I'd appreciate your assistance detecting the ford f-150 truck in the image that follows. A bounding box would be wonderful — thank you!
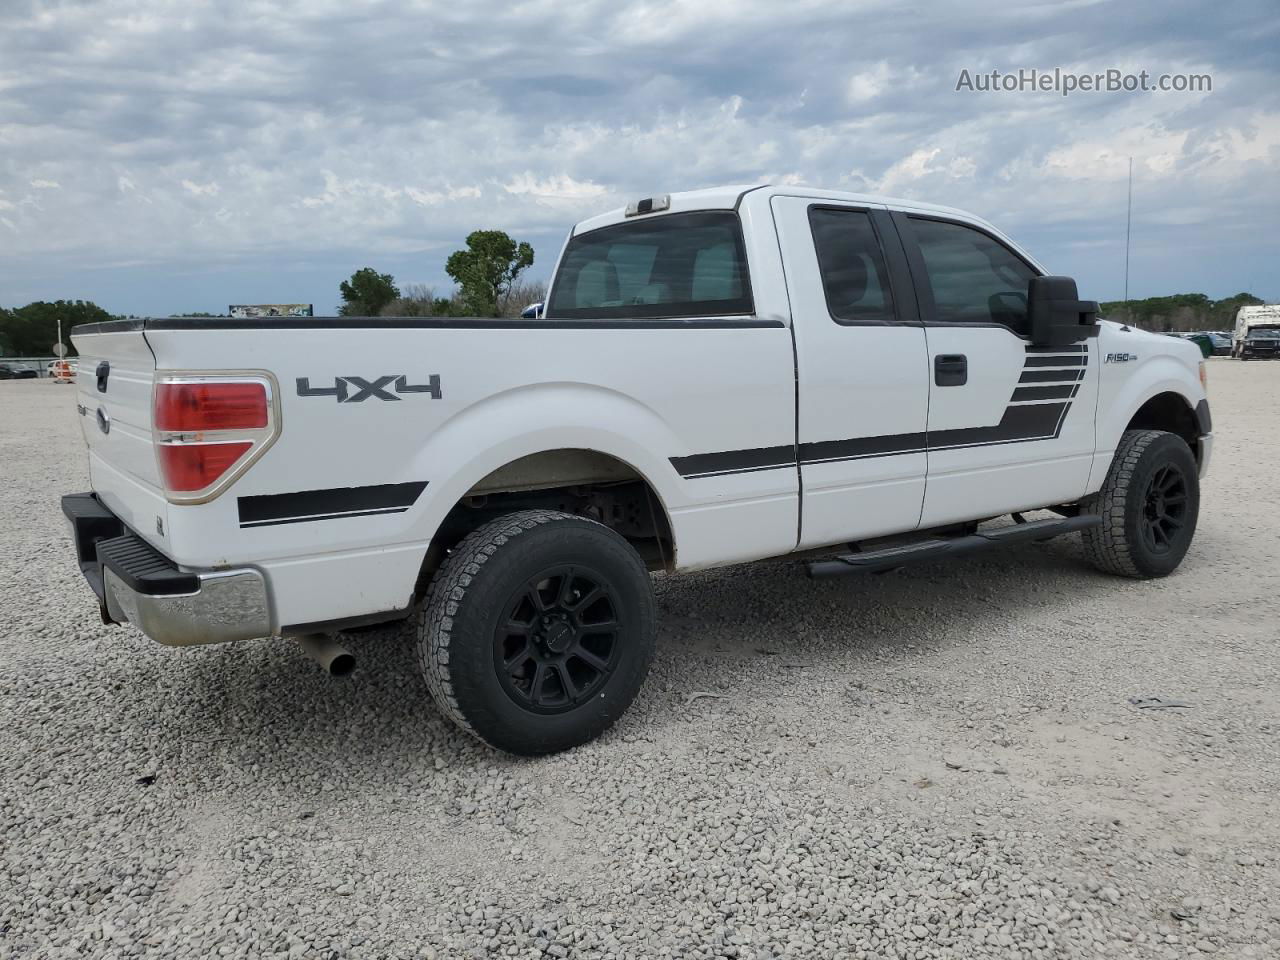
[63,184,1212,755]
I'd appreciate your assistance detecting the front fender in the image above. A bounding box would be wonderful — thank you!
[1096,355,1206,456]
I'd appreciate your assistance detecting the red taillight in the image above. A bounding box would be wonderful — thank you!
[155,382,268,431]
[158,441,253,491]
[152,374,278,502]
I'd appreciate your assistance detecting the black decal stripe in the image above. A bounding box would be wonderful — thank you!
[238,481,427,527]
[1011,384,1077,402]
[1019,368,1085,384]
[241,507,412,528]
[669,445,796,479]
[1024,355,1086,367]
[675,405,1072,476]
[929,403,1069,449]
[675,347,1091,477]
[799,433,926,463]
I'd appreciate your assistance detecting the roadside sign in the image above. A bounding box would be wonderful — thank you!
[52,342,68,357]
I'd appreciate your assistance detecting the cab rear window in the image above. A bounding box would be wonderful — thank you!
[547,211,753,319]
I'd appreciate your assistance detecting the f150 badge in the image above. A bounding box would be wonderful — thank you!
[296,374,442,403]
[1105,352,1138,363]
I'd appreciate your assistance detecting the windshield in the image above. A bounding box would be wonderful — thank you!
[547,211,753,320]
[1247,328,1280,339]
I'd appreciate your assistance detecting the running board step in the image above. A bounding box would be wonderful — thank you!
[807,515,1101,579]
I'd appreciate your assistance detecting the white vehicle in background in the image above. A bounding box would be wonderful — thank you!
[1232,304,1280,359]
[63,184,1212,755]
[49,358,78,382]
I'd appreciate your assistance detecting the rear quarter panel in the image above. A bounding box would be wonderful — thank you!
[143,322,799,628]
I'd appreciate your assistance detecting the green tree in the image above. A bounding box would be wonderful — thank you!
[445,230,534,317]
[0,300,116,356]
[338,268,400,316]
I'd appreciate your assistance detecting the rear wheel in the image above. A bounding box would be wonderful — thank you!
[416,510,655,755]
[1082,429,1199,578]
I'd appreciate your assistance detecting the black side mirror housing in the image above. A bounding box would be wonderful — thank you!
[1028,275,1099,346]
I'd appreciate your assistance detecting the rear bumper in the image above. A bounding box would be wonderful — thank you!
[61,492,271,646]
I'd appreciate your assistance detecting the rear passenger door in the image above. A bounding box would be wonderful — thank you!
[894,213,1098,526]
[771,197,931,549]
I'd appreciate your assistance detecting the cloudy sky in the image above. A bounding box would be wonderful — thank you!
[1,0,1277,316]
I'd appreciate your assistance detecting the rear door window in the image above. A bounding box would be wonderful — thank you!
[547,211,753,319]
[808,207,897,324]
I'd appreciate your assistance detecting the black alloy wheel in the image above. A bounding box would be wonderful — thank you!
[416,510,656,755]
[1141,463,1189,556]
[494,565,620,713]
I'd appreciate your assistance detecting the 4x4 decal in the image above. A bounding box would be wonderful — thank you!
[296,374,442,403]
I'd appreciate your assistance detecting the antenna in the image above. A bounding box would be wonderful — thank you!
[1124,157,1133,306]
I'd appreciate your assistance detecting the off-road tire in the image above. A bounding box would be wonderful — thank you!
[1081,429,1199,579]
[416,510,656,755]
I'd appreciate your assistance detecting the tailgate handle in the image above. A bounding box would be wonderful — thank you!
[95,361,110,393]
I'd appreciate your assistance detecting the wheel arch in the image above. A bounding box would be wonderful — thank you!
[1097,360,1205,462]
[410,447,677,604]
[400,382,687,598]
[1124,391,1201,457]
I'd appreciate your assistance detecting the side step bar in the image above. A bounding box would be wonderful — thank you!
[807,515,1101,579]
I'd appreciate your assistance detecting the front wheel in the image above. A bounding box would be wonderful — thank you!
[416,510,656,755]
[1081,429,1200,578]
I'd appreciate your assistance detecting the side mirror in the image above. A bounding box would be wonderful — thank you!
[1028,276,1099,346]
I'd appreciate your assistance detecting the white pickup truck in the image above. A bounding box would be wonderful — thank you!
[64,184,1213,755]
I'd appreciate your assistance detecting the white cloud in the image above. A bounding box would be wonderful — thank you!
[29,179,60,189]
[848,62,892,104]
[405,185,483,206]
[181,179,220,196]
[503,174,610,205]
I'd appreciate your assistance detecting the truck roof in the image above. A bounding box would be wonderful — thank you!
[571,183,1003,238]
[1236,304,1280,322]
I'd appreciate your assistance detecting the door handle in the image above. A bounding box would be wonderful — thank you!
[934,354,967,387]
[96,361,110,393]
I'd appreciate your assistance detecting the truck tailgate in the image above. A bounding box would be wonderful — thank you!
[70,324,168,546]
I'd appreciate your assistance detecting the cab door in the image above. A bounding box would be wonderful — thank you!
[771,196,931,549]
[892,213,1098,526]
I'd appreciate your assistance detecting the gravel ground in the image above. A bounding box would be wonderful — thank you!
[2,360,1279,959]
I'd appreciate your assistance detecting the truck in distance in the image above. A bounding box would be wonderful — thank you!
[1232,304,1280,359]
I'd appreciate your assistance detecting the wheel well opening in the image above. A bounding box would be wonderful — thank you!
[1126,393,1199,457]
[412,450,676,600]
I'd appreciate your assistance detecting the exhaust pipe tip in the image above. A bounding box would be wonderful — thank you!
[326,650,356,677]
[298,634,356,677]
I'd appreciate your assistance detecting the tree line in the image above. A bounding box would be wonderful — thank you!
[0,229,543,357]
[0,300,115,357]
[1098,292,1264,332]
[2,235,1269,360]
